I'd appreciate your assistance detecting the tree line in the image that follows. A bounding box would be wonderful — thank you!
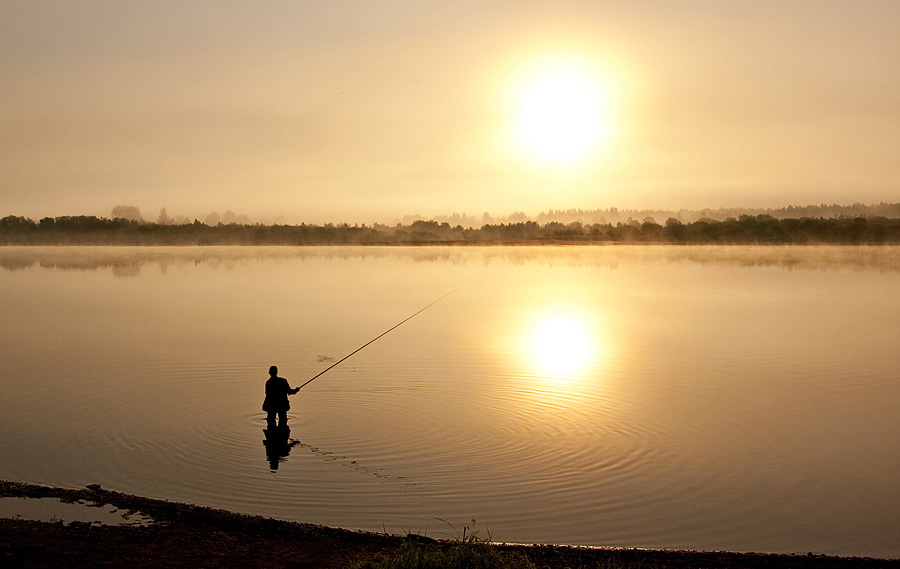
[531,202,900,225]
[2,214,900,245]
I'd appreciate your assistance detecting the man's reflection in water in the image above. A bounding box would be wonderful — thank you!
[263,425,300,471]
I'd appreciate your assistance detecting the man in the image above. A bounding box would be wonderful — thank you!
[262,365,300,429]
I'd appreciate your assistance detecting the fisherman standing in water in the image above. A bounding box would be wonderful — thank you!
[263,365,300,430]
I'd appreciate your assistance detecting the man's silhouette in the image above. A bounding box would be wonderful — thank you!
[262,365,299,429]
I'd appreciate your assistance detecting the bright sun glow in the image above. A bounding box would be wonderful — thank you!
[531,315,593,376]
[514,62,610,165]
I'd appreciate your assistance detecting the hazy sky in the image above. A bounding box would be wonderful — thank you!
[3,1,899,223]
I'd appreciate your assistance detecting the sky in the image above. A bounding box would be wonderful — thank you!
[2,0,899,224]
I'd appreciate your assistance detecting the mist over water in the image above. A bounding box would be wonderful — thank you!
[1,245,898,558]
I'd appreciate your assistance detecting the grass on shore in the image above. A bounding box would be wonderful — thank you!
[355,520,532,569]
[360,536,532,569]
[354,520,628,569]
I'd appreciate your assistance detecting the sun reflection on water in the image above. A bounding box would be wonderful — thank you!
[500,307,616,429]
[531,314,593,376]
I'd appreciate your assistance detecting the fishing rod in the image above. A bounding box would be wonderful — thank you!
[295,289,457,391]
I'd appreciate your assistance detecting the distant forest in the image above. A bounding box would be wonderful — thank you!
[3,208,900,245]
[434,201,900,227]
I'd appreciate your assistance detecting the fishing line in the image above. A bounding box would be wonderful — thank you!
[296,289,457,391]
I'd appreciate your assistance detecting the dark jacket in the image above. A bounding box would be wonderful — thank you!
[262,376,296,412]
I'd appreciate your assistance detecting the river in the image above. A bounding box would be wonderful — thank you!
[1,245,898,558]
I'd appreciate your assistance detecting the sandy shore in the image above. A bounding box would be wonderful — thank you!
[1,481,897,569]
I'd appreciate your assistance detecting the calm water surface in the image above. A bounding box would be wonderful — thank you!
[1,245,898,558]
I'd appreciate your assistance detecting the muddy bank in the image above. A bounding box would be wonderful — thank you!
[1,481,896,569]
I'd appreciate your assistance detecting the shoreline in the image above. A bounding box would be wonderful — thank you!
[3,240,900,247]
[2,481,897,568]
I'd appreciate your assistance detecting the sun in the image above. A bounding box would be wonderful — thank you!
[513,61,610,165]
[531,314,593,376]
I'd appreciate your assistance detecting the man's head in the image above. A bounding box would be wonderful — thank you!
[269,365,278,376]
